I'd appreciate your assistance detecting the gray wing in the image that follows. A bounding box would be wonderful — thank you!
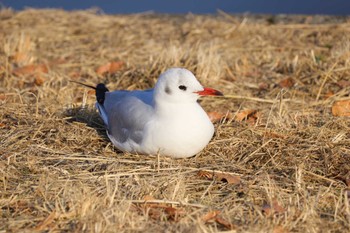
[97,89,154,145]
[107,96,153,144]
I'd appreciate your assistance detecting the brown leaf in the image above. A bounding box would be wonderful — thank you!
[34,75,46,86]
[264,131,286,139]
[87,89,96,96]
[11,52,31,64]
[197,170,241,185]
[246,111,261,125]
[259,82,269,90]
[13,64,48,76]
[337,80,350,88]
[109,61,124,73]
[140,196,185,221]
[0,65,5,73]
[147,207,162,220]
[0,94,6,101]
[96,61,124,75]
[207,111,232,123]
[207,111,225,123]
[0,123,6,128]
[202,210,221,222]
[272,200,286,214]
[262,199,285,216]
[235,109,259,122]
[197,170,214,179]
[262,203,273,216]
[215,173,241,185]
[143,195,156,201]
[324,91,334,99]
[164,207,186,221]
[278,77,294,88]
[12,64,48,86]
[215,216,235,230]
[48,57,68,66]
[10,36,34,65]
[273,225,289,233]
[332,100,350,117]
[69,71,82,79]
[202,211,234,230]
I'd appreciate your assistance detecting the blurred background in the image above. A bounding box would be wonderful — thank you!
[1,0,350,15]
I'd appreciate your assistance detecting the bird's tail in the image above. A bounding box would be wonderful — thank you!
[70,80,109,105]
[70,80,110,126]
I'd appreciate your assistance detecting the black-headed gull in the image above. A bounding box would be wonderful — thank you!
[77,68,223,158]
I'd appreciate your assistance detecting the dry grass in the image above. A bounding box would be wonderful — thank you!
[1,8,350,232]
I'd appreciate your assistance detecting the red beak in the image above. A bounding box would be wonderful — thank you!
[195,87,223,96]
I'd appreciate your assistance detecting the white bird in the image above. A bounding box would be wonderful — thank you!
[76,68,223,158]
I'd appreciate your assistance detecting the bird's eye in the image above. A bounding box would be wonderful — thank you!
[178,85,187,91]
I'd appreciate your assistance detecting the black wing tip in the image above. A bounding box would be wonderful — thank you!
[96,83,109,105]
[70,80,109,105]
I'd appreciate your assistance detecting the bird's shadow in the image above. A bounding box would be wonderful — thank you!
[63,105,109,140]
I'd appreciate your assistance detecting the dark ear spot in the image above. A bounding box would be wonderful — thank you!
[178,85,187,91]
[165,86,172,95]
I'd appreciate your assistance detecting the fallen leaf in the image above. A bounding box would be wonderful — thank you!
[215,173,241,185]
[337,80,350,88]
[87,89,96,96]
[0,123,6,128]
[262,199,286,216]
[215,216,235,230]
[108,61,124,73]
[34,75,45,86]
[202,210,220,222]
[272,200,285,214]
[11,52,31,64]
[11,35,34,65]
[262,204,273,216]
[273,225,289,233]
[235,109,258,122]
[278,77,294,88]
[138,196,186,221]
[259,82,269,90]
[197,170,214,179]
[207,111,232,123]
[164,207,186,221]
[246,111,261,125]
[0,94,6,101]
[96,61,124,75]
[146,207,162,220]
[48,57,68,66]
[69,71,81,79]
[264,131,286,139]
[0,65,5,73]
[332,100,350,117]
[13,64,49,86]
[202,210,234,230]
[197,170,241,185]
[324,91,334,99]
[13,64,48,76]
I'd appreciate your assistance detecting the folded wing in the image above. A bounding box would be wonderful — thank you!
[96,90,154,149]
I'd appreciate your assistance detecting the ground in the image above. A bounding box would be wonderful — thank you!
[1,8,350,232]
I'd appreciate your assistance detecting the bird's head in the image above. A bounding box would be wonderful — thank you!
[154,68,222,104]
